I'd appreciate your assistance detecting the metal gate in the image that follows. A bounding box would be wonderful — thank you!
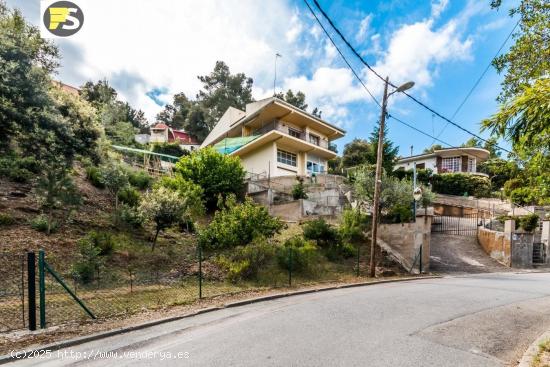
[0,252,27,332]
[431,213,480,236]
[533,243,546,265]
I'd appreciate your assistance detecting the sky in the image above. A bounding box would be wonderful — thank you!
[8,0,519,156]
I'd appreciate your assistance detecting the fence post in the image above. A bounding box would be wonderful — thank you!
[419,245,423,274]
[288,247,292,287]
[198,244,202,299]
[356,242,360,277]
[38,249,46,329]
[26,251,36,331]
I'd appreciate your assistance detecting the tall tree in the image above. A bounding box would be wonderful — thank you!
[275,89,308,110]
[196,61,254,122]
[342,139,371,168]
[368,123,399,174]
[490,0,550,104]
[156,92,193,130]
[0,2,59,151]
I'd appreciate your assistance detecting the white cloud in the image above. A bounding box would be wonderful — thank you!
[364,18,473,100]
[355,14,373,43]
[431,0,449,19]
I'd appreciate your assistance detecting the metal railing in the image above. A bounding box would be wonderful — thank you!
[251,120,329,149]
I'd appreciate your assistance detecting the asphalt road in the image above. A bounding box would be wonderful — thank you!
[9,273,550,367]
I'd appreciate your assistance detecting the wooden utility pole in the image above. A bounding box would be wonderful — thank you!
[369,76,389,278]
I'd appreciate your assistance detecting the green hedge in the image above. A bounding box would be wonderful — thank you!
[431,173,491,198]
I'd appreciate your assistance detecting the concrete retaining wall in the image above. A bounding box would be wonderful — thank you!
[377,214,432,273]
[477,227,511,266]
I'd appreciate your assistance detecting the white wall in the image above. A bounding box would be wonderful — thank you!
[394,157,437,172]
[239,142,276,176]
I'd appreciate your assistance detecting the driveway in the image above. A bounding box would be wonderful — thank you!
[430,233,511,274]
[8,273,550,366]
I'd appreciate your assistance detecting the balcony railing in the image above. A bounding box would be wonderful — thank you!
[251,120,329,149]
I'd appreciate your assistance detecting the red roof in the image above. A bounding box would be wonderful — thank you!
[152,123,169,130]
[172,130,199,144]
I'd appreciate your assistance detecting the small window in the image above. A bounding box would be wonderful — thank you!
[309,134,320,146]
[441,157,460,172]
[288,128,301,139]
[468,158,476,172]
[277,149,297,167]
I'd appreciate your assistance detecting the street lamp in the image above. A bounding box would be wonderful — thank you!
[369,78,415,278]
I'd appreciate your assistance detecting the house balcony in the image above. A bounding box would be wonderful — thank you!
[251,120,330,150]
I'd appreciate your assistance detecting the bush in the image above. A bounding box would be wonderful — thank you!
[393,168,432,185]
[0,156,41,183]
[85,230,116,256]
[291,177,308,200]
[151,142,188,157]
[339,209,369,243]
[199,196,284,250]
[302,219,339,249]
[85,166,105,188]
[30,215,58,233]
[277,236,320,273]
[174,147,246,210]
[128,170,152,190]
[0,213,15,226]
[72,235,105,284]
[118,186,140,207]
[16,157,41,174]
[217,239,276,282]
[432,173,491,198]
[118,204,144,228]
[510,187,537,205]
[503,178,523,197]
[384,204,414,223]
[9,168,33,183]
[518,214,539,232]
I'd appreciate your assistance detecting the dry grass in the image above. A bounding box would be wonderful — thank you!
[532,339,550,367]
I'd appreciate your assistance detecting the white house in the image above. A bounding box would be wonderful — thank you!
[148,123,201,152]
[201,97,345,177]
[394,147,490,175]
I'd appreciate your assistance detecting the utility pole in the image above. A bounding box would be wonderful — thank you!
[369,77,415,278]
[369,76,389,278]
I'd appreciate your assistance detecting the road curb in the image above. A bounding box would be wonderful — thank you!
[518,330,550,367]
[0,275,440,365]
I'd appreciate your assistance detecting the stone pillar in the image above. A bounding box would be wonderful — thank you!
[416,207,433,273]
[542,221,550,264]
[504,219,515,234]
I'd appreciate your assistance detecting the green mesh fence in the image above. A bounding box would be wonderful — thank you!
[213,136,259,154]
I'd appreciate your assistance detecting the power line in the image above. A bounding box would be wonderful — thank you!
[311,0,514,155]
[432,19,520,143]
[302,0,380,108]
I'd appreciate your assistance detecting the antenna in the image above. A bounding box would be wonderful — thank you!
[273,53,282,96]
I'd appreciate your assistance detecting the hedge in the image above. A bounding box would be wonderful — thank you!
[431,173,491,198]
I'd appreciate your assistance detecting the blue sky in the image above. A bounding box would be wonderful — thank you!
[9,0,519,156]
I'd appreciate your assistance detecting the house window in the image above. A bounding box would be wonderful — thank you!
[307,161,325,173]
[441,157,460,172]
[288,128,301,139]
[277,149,297,167]
[468,157,476,172]
[308,133,320,146]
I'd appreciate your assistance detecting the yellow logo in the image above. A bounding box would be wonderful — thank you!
[48,8,70,30]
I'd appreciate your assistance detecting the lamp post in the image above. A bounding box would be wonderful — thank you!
[369,78,415,278]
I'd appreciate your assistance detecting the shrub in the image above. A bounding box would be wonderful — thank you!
[30,215,58,233]
[199,196,284,250]
[518,214,539,232]
[302,219,339,249]
[118,186,140,207]
[72,235,105,284]
[393,168,432,185]
[10,168,33,183]
[503,178,524,197]
[432,173,491,198]
[118,204,144,228]
[151,142,188,157]
[291,177,308,200]
[85,230,116,256]
[277,236,320,273]
[0,156,41,183]
[0,213,15,226]
[384,204,414,223]
[217,239,276,282]
[128,170,153,190]
[174,147,246,210]
[339,209,369,243]
[510,187,537,205]
[85,166,105,188]
[16,157,41,174]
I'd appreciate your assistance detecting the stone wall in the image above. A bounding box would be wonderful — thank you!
[477,227,511,266]
[377,213,432,273]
